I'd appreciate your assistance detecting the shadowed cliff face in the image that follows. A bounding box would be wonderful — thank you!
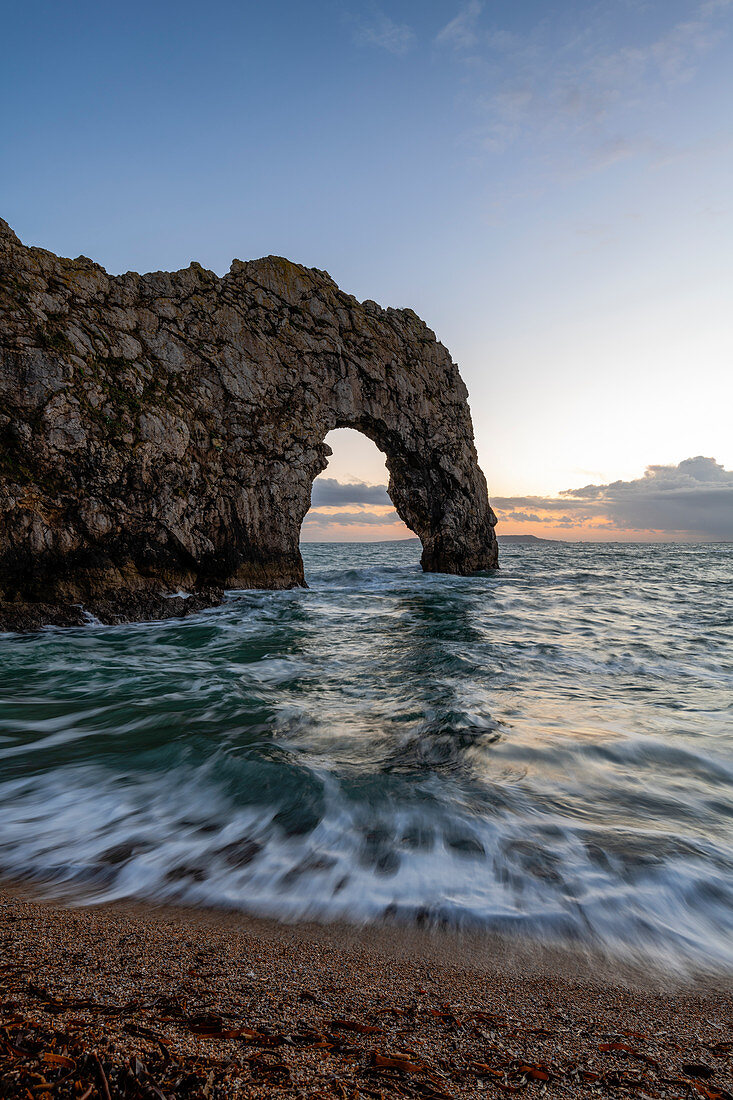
[0,220,498,629]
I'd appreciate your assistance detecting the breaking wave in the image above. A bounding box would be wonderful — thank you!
[1,540,732,973]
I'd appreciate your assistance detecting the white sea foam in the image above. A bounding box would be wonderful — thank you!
[1,540,732,973]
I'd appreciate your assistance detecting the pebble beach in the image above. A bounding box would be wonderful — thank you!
[2,885,732,1099]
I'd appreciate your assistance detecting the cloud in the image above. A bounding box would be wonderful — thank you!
[353,11,415,54]
[440,0,733,171]
[307,464,733,539]
[585,135,638,170]
[302,509,402,527]
[493,457,733,539]
[589,13,724,91]
[505,511,543,523]
[701,0,733,13]
[311,477,391,507]
[436,1,483,52]
[305,479,406,537]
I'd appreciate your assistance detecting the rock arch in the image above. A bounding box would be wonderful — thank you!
[0,220,498,629]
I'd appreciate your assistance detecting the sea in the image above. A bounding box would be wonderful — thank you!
[1,539,732,973]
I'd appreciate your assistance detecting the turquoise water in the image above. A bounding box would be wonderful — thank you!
[1,540,732,970]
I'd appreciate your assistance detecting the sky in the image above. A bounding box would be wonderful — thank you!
[2,0,731,541]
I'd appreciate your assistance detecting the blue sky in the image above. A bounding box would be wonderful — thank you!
[3,1,732,538]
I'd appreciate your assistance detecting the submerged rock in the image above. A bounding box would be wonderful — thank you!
[0,219,498,629]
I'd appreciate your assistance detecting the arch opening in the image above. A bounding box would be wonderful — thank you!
[300,428,416,546]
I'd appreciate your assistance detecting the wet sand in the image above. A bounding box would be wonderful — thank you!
[1,883,732,1098]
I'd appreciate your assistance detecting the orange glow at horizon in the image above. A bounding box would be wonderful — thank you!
[493,513,712,543]
[302,506,713,544]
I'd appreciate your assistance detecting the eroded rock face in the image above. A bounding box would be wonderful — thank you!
[0,219,498,629]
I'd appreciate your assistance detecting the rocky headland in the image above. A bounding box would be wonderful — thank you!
[0,220,497,630]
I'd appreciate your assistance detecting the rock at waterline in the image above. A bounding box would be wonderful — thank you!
[0,219,497,629]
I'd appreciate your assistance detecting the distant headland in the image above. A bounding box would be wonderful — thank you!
[498,534,564,545]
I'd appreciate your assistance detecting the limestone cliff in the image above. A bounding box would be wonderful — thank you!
[0,220,498,629]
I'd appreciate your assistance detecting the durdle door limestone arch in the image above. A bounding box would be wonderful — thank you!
[0,219,498,630]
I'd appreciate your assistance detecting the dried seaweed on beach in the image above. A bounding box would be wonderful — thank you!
[2,888,732,1098]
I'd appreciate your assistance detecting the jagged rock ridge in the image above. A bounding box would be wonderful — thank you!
[0,220,498,629]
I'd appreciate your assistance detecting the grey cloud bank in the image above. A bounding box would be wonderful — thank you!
[309,459,733,539]
[310,478,391,507]
[493,457,733,538]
